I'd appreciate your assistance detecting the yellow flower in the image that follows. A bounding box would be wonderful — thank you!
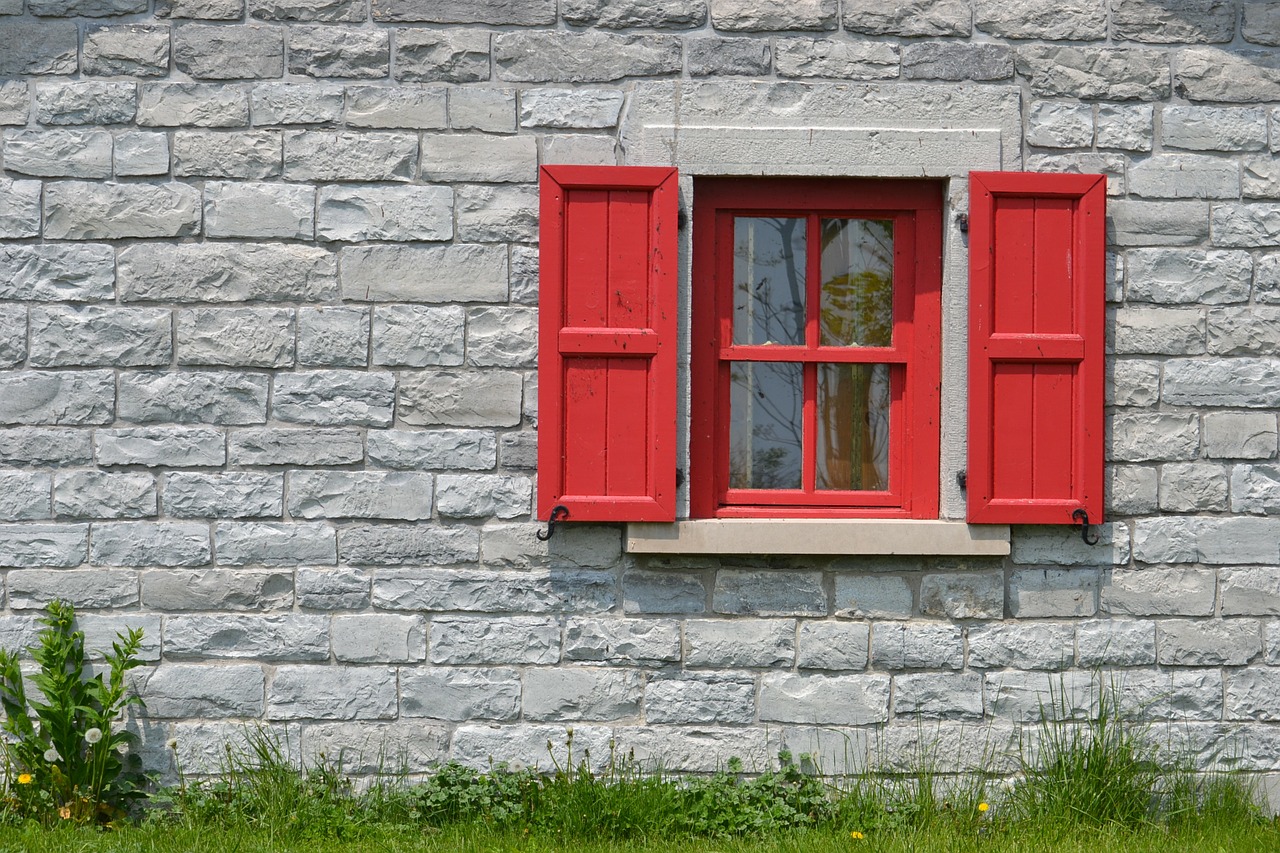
[850,830,865,839]
[978,802,990,813]
[58,806,70,820]
[16,774,31,785]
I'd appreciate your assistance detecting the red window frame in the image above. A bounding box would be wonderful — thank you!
[689,178,943,519]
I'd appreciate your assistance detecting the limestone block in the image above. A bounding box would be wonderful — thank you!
[115,132,170,176]
[28,306,168,369]
[452,724,613,773]
[369,306,464,368]
[1213,204,1280,248]
[138,83,250,127]
[166,614,328,659]
[4,129,112,179]
[564,618,681,666]
[340,245,506,302]
[760,673,890,725]
[893,672,984,719]
[203,182,313,240]
[288,471,432,520]
[251,82,343,124]
[398,370,522,427]
[367,429,495,471]
[345,85,446,128]
[399,667,521,721]
[420,134,536,182]
[539,134,619,166]
[0,82,27,125]
[1128,517,1201,564]
[214,521,337,565]
[796,622,869,671]
[0,472,51,522]
[464,307,537,367]
[435,474,531,519]
[869,622,963,670]
[1108,412,1199,460]
[284,130,416,181]
[141,568,292,610]
[1130,154,1237,199]
[331,614,424,663]
[272,370,394,427]
[644,674,754,724]
[1175,49,1280,103]
[1220,567,1280,615]
[394,29,490,84]
[268,666,397,720]
[0,179,40,239]
[1111,306,1205,354]
[1163,357,1280,406]
[249,0,363,20]
[524,668,643,722]
[1009,569,1099,618]
[1244,2,1280,45]
[0,429,92,466]
[562,0,706,28]
[377,567,612,613]
[171,721,299,776]
[0,301,22,363]
[1026,153,1126,196]
[96,427,226,468]
[687,37,771,77]
[1210,307,1280,357]
[711,569,826,616]
[1111,0,1234,43]
[1245,159,1280,199]
[478,521,549,568]
[685,619,795,667]
[8,570,137,609]
[1076,619,1157,666]
[34,82,135,125]
[843,0,970,36]
[901,42,1012,82]
[164,472,283,518]
[1158,619,1261,666]
[53,471,155,519]
[1204,412,1277,459]
[342,527,481,568]
[711,0,837,30]
[1158,462,1228,512]
[28,0,145,13]
[0,371,114,426]
[976,0,1104,39]
[90,521,210,568]
[509,245,538,305]
[1106,465,1158,514]
[0,524,88,568]
[494,31,681,83]
[448,87,516,132]
[173,131,281,177]
[296,307,369,367]
[174,24,285,80]
[1226,669,1280,721]
[288,26,389,79]
[969,623,1076,670]
[177,307,295,368]
[1102,566,1215,615]
[316,185,451,243]
[1108,359,1160,407]
[1126,248,1251,304]
[1096,104,1153,151]
[296,567,368,609]
[138,665,264,718]
[429,615,559,665]
[117,372,268,425]
[44,182,200,240]
[1162,106,1267,152]
[833,575,912,619]
[156,0,243,18]
[227,427,361,467]
[621,569,707,614]
[373,0,554,23]
[1231,465,1280,515]
[520,88,623,129]
[1015,46,1170,100]
[301,720,447,774]
[1257,256,1280,303]
[774,39,899,80]
[0,22,77,76]
[919,572,1003,618]
[619,726,773,774]
[984,670,1099,721]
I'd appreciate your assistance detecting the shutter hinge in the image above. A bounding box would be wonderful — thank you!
[1071,508,1099,546]
[536,505,570,541]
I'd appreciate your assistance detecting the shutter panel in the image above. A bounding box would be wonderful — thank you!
[537,165,678,523]
[967,172,1105,525]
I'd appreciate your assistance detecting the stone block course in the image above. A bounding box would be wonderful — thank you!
[563,0,706,28]
[53,471,156,520]
[372,306,465,367]
[711,0,836,30]
[5,129,113,179]
[374,0,554,24]
[622,569,707,614]
[252,82,343,125]
[919,572,1003,618]
[249,0,363,20]
[429,616,559,665]
[843,0,970,36]
[368,430,495,471]
[399,667,521,721]
[45,182,201,241]
[288,26,389,79]
[1096,104,1153,151]
[394,29,491,84]
[142,568,293,611]
[174,25,285,80]
[1162,106,1267,152]
[375,567,612,611]
[524,668,644,721]
[1160,462,1228,512]
[1126,248,1251,304]
[644,674,755,724]
[35,83,136,126]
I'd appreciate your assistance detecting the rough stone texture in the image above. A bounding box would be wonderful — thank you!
[622,569,707,614]
[164,472,283,518]
[685,619,795,667]
[919,572,1003,619]
[119,244,337,303]
[1126,248,1251,304]
[0,371,114,426]
[203,182,315,240]
[833,574,913,619]
[400,668,521,721]
[711,0,836,30]
[5,129,113,179]
[296,567,369,609]
[435,474,531,519]
[372,305,464,367]
[395,29,491,84]
[1016,47,1171,101]
[96,428,226,468]
[0,83,28,125]
[1111,0,1234,43]
[318,185,452,243]
[8,570,138,610]
[177,308,295,369]
[344,528,482,568]
[1077,619,1157,666]
[421,134,537,183]
[115,133,170,177]
[969,623,1076,670]
[449,87,516,132]
[174,131,282,178]
[35,83,136,126]
[1160,463,1228,512]
[285,130,416,181]
[138,84,250,127]
[457,188,536,243]
[645,674,755,724]
[563,0,706,28]
[1163,106,1267,152]
[774,39,899,80]
[429,616,559,665]
[843,0,970,36]
[564,618,681,666]
[367,429,495,471]
[273,371,394,427]
[268,666,397,720]
[1097,104,1153,151]
[0,179,40,239]
[28,306,171,368]
[288,471,432,520]
[712,569,826,616]
[139,665,265,718]
[1008,569,1098,618]
[760,674,890,725]
[797,622,869,671]
[346,86,447,128]
[494,31,682,83]
[297,307,369,367]
[288,26,389,79]
[0,23,78,76]
[45,182,201,241]
[1243,2,1280,45]
[1176,49,1280,103]
[902,43,1012,82]
[166,614,328,660]
[252,82,343,124]
[1205,412,1277,459]
[398,370,523,428]
[975,0,1105,40]
[0,472,51,522]
[331,614,424,663]
[894,672,984,719]
[143,569,293,611]
[687,37,771,76]
[250,0,363,21]
[373,0,554,23]
[214,521,337,566]
[1158,619,1262,666]
[1130,155,1238,200]
[174,25,285,80]
[521,89,624,129]
[118,372,268,425]
[340,245,507,302]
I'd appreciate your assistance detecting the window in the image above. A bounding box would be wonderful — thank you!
[688,178,942,519]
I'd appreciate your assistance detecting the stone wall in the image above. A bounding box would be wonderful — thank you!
[3,0,1280,792]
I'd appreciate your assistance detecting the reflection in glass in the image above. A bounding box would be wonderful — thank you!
[730,362,802,490]
[733,217,806,346]
[820,219,894,347]
[817,363,890,491]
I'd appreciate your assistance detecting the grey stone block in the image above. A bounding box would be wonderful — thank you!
[1077,619,1157,666]
[331,614,425,663]
[448,86,516,132]
[345,85,446,128]
[711,0,836,30]
[539,134,619,166]
[564,617,680,666]
[398,370,522,428]
[435,474,531,519]
[1013,523,1131,566]
[96,427,225,468]
[429,615,560,665]
[1121,528,1209,575]
[420,134,536,183]
[1245,159,1280,199]
[297,567,369,609]
[1231,465,1280,514]
[174,24,285,80]
[843,0,970,36]
[1016,46,1170,101]
[1111,305,1206,354]
[8,569,137,610]
[400,667,521,721]
[317,185,451,243]
[622,569,706,614]
[976,0,1104,39]
[0,429,93,467]
[0,82,28,125]
[509,245,538,305]
[869,622,963,670]
[173,130,282,178]
[284,130,415,181]
[343,526,481,567]
[969,623,1075,670]
[165,614,328,659]
[1129,517,1201,565]
[34,82,135,125]
[29,306,170,368]
[288,471,432,520]
[711,569,825,617]
[83,25,172,77]
[893,672,984,719]
[465,307,537,367]
[524,668,643,722]
[142,568,292,610]
[90,522,211,567]
[28,0,145,13]
[563,0,706,27]
[394,28,490,84]
[1163,105,1267,152]
[1027,102,1094,149]
[1129,154,1238,199]
[53,471,155,520]
[1206,413,1277,460]
[498,432,535,469]
[452,724,613,773]
[456,186,537,243]
[228,427,363,466]
[367,429,496,471]
[300,721,448,774]
[4,129,113,178]
[1109,412,1199,460]
[1158,619,1261,666]
[176,307,295,368]
[1108,359,1160,407]
[477,521,547,568]
[0,472,51,522]
[214,521,337,565]
[1221,567,1280,615]
[901,42,1012,82]
[272,370,394,427]
[760,673,889,725]
[374,0,552,22]
[0,371,114,426]
[0,178,40,239]
[297,307,369,367]
[371,305,464,368]
[250,0,363,20]
[342,244,507,302]
[687,37,771,76]
[520,89,624,129]
[1213,204,1280,248]
[985,670,1098,722]
[1127,248,1251,304]
[44,182,200,241]
[1160,462,1228,512]
[164,472,283,518]
[138,664,265,718]
[1097,103,1153,151]
[919,572,1003,619]
[373,567,611,611]
[796,622,869,671]
[0,307,24,368]
[251,82,343,124]
[268,666,397,720]
[1009,569,1098,618]
[0,22,78,76]
[833,575,912,619]
[644,674,755,724]
[494,31,681,83]
[621,726,772,774]
[1257,256,1280,303]
[138,83,250,127]
[1226,669,1280,721]
[1163,357,1280,406]
[118,372,268,425]
[0,524,88,568]
[685,618,794,667]
[77,614,162,662]
[288,25,388,79]
[1175,49,1280,104]
[774,38,899,80]
[1112,0,1234,43]
[115,132,170,177]
[203,182,314,240]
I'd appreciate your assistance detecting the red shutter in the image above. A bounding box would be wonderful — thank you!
[537,165,678,523]
[967,172,1105,525]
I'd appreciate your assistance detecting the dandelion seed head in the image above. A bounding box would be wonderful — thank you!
[85,728,102,744]
[43,748,60,763]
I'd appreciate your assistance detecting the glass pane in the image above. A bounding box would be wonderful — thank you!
[730,362,802,490]
[819,219,894,347]
[733,217,806,346]
[817,363,890,491]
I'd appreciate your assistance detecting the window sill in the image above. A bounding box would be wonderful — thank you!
[624,519,1010,557]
